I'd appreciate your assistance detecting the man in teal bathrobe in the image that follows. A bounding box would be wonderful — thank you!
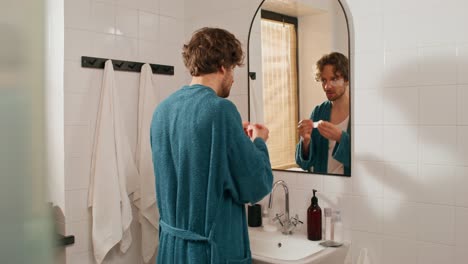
[150,28,274,263]
[296,52,351,176]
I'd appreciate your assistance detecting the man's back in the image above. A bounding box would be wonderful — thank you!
[151,84,273,263]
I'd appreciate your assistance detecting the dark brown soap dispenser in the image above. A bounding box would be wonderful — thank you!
[307,189,322,241]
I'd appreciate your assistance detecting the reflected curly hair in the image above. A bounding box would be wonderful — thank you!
[182,27,244,76]
[315,52,349,82]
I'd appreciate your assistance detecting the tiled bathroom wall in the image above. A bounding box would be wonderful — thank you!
[62,0,185,263]
[60,0,468,263]
[260,0,468,263]
[187,0,468,264]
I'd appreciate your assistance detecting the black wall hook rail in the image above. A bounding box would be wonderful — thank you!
[81,56,174,75]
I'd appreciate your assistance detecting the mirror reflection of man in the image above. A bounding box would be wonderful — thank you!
[295,52,350,175]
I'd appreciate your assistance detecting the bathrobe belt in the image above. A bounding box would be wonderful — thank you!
[159,219,219,263]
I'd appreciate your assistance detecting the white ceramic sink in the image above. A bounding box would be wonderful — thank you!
[248,227,325,263]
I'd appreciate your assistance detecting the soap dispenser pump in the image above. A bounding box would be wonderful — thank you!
[307,189,322,241]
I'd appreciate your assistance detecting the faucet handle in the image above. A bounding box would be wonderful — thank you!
[273,213,284,226]
[291,214,303,226]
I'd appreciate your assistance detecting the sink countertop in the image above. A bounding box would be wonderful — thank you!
[248,227,350,264]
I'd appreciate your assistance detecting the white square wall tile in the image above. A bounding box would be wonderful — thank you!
[419,165,456,206]
[417,242,455,264]
[65,156,91,191]
[353,14,384,53]
[455,207,468,264]
[418,46,457,86]
[419,85,457,125]
[458,126,468,166]
[455,166,468,207]
[294,173,322,191]
[458,85,468,125]
[65,125,91,158]
[90,1,116,34]
[65,94,91,126]
[65,0,92,30]
[158,40,184,67]
[354,52,384,90]
[383,87,418,125]
[66,251,95,264]
[64,61,103,94]
[65,189,90,223]
[383,199,419,239]
[115,7,138,38]
[419,126,457,165]
[383,13,419,51]
[383,125,418,163]
[352,161,384,197]
[382,0,420,14]
[65,220,92,254]
[273,170,297,188]
[354,90,383,125]
[350,231,383,264]
[139,40,159,63]
[382,237,418,264]
[160,0,184,19]
[348,0,383,15]
[418,2,458,46]
[417,204,455,245]
[354,125,384,161]
[139,11,159,42]
[65,29,92,61]
[456,44,468,84]
[383,163,420,202]
[159,16,184,45]
[89,32,116,59]
[323,175,352,195]
[384,49,420,87]
[351,196,383,233]
[137,0,159,14]
[289,189,309,220]
[115,36,138,61]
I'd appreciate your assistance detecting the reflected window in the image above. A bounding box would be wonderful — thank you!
[261,11,299,169]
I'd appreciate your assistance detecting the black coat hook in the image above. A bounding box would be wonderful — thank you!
[81,56,174,75]
[115,61,124,68]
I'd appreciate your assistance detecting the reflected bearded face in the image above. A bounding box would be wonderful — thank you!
[320,65,348,101]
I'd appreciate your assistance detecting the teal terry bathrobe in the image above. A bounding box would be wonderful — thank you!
[295,101,351,175]
[150,84,273,264]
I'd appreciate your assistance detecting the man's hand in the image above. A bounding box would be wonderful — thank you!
[250,123,269,142]
[316,121,342,142]
[242,121,253,138]
[298,119,313,143]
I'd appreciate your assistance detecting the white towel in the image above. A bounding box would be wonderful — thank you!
[88,60,138,264]
[356,248,371,264]
[133,63,159,263]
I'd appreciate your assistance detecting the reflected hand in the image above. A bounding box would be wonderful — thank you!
[316,121,342,142]
[297,119,313,143]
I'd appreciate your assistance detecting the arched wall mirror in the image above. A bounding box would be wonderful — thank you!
[247,0,352,177]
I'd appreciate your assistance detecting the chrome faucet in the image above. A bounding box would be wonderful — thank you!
[268,180,302,235]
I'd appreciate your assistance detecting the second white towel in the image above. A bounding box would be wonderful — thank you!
[134,63,160,263]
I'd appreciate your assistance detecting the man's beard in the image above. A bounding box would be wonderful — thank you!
[219,77,232,98]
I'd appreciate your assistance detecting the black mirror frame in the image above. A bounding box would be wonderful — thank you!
[246,0,353,177]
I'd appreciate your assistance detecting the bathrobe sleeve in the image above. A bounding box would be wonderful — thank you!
[332,130,350,167]
[221,100,273,205]
[295,105,320,171]
[295,137,315,171]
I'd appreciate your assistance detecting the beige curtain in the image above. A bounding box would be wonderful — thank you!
[261,19,298,169]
